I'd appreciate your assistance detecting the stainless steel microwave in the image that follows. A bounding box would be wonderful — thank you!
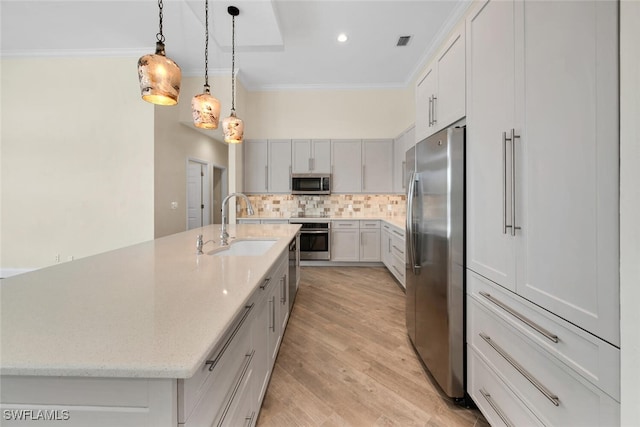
[291,174,331,195]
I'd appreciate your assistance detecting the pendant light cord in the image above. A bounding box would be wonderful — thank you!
[231,13,236,110]
[204,0,209,87]
[156,0,165,43]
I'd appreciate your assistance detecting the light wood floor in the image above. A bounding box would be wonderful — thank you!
[257,266,489,427]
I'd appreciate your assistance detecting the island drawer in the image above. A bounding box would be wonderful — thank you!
[178,304,255,424]
[468,296,620,426]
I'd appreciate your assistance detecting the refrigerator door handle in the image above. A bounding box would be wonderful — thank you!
[406,172,416,273]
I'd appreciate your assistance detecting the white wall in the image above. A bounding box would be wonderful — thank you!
[244,87,414,140]
[0,57,154,269]
[154,77,228,238]
[620,1,640,424]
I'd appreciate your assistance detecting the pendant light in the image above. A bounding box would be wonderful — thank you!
[222,6,244,144]
[191,0,220,129]
[137,0,182,106]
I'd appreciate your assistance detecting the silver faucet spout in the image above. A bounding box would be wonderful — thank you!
[196,234,215,255]
[221,193,255,246]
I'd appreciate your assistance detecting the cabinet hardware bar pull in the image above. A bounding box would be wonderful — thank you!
[244,411,256,427]
[502,131,511,234]
[392,264,403,275]
[216,350,255,427]
[479,388,514,427]
[260,277,272,290]
[392,229,403,237]
[362,165,365,190]
[289,166,292,190]
[311,157,315,171]
[281,276,286,304]
[479,332,560,406]
[510,129,521,236]
[389,237,392,253]
[392,244,402,252]
[428,96,433,126]
[270,297,275,332]
[309,158,312,171]
[479,291,558,343]
[205,304,254,372]
[432,95,437,125]
[402,161,406,189]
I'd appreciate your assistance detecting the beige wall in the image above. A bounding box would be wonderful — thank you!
[244,87,414,140]
[154,77,228,238]
[620,1,640,424]
[0,57,154,269]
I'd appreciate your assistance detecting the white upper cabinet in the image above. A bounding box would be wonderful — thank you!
[244,140,269,194]
[268,139,292,193]
[362,139,393,193]
[466,0,619,345]
[244,139,291,193]
[331,140,362,193]
[393,126,415,194]
[292,139,331,174]
[415,23,466,142]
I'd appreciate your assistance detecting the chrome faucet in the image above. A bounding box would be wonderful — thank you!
[196,235,215,255]
[221,193,255,246]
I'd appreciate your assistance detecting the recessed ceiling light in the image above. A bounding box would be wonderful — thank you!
[337,33,348,43]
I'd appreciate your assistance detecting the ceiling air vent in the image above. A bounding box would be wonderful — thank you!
[396,35,411,47]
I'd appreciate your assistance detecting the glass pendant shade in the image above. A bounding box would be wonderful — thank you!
[138,42,182,106]
[223,111,244,144]
[192,86,220,129]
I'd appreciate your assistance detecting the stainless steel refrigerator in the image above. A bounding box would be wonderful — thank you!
[406,125,465,399]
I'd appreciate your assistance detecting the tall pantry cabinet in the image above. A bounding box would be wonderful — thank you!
[465,0,620,425]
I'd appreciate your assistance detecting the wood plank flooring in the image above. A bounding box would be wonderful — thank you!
[257,266,488,427]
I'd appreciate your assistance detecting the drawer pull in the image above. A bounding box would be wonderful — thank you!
[260,277,272,290]
[479,291,559,343]
[205,304,254,372]
[216,350,255,427]
[392,229,404,237]
[392,264,403,276]
[392,244,404,254]
[479,388,514,427]
[244,411,256,427]
[479,332,560,407]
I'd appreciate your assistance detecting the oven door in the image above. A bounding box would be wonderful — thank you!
[294,223,331,260]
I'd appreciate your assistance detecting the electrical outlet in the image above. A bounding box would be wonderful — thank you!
[55,254,60,263]
[170,202,178,210]
[67,255,74,261]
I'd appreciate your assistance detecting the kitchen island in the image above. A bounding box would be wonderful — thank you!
[0,223,300,426]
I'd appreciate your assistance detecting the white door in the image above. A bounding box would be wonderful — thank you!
[415,67,436,142]
[466,0,517,291]
[435,25,466,131]
[187,160,211,230]
[268,139,292,193]
[311,139,332,173]
[292,139,312,173]
[244,140,268,193]
[362,139,393,193]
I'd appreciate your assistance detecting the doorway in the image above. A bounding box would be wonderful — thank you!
[187,159,228,230]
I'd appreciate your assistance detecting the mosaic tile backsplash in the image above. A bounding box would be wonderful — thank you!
[237,194,406,218]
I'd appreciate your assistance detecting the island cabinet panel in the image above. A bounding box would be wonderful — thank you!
[0,377,176,426]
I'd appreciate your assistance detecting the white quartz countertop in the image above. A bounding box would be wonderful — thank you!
[0,224,300,379]
[240,216,406,231]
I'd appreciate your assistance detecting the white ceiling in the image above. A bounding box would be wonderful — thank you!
[0,0,469,91]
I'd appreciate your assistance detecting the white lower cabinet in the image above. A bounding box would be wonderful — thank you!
[359,221,380,262]
[179,249,290,427]
[381,222,405,287]
[331,220,360,261]
[467,271,620,427]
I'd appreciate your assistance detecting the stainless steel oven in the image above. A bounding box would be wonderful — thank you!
[289,220,331,260]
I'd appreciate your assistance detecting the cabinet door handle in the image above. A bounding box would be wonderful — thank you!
[311,157,315,171]
[244,411,256,427]
[288,166,292,190]
[309,158,312,171]
[216,350,255,427]
[479,333,560,406]
[510,129,521,236]
[362,165,365,190]
[281,276,286,305]
[502,131,512,234]
[270,296,275,332]
[479,389,514,427]
[205,304,254,372]
[428,96,433,126]
[260,277,272,290]
[432,95,437,125]
[479,291,558,343]
[401,161,406,189]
